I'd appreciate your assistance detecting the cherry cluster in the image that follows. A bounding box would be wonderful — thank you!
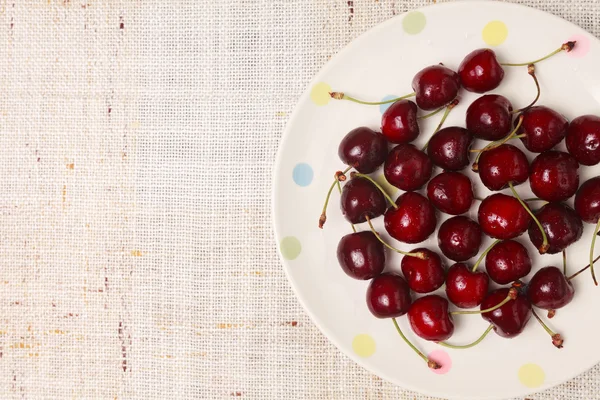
[319,42,600,369]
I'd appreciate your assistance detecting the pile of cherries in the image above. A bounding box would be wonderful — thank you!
[319,41,600,369]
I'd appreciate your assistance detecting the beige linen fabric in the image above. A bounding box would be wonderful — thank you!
[0,0,599,399]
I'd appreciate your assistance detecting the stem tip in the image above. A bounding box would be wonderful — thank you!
[471,162,479,173]
[335,171,346,181]
[539,243,550,254]
[508,287,518,300]
[552,334,564,349]
[563,41,576,52]
[318,214,326,229]
[428,360,441,370]
[547,309,556,319]
[415,251,429,260]
[329,92,344,100]
[527,64,535,75]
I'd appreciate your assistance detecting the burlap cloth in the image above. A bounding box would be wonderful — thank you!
[1,0,599,399]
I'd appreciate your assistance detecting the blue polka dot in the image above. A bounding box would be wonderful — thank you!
[380,95,399,114]
[293,163,314,187]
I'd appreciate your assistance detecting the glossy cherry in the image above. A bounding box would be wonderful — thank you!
[340,176,386,224]
[384,144,432,191]
[481,288,532,338]
[574,177,600,224]
[445,263,489,309]
[477,144,529,191]
[408,295,454,341]
[478,193,532,239]
[426,127,473,171]
[527,266,574,311]
[528,202,583,254]
[438,216,482,261]
[426,172,474,215]
[338,127,388,173]
[458,49,504,93]
[517,106,569,153]
[485,240,531,284]
[529,151,579,202]
[381,100,420,144]
[401,248,445,293]
[412,65,460,110]
[466,94,513,141]
[336,232,385,280]
[366,272,412,318]
[384,192,437,244]
[566,115,600,166]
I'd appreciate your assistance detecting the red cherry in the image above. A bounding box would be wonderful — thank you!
[458,49,504,93]
[527,266,574,311]
[401,248,446,293]
[427,171,474,215]
[478,193,532,239]
[338,127,388,173]
[426,127,473,171]
[517,106,569,153]
[485,240,532,284]
[412,65,460,110]
[408,295,454,341]
[366,272,412,318]
[528,202,583,254]
[566,115,600,166]
[336,232,385,280]
[477,144,529,191]
[437,216,482,262]
[384,144,432,191]
[384,192,437,244]
[574,177,600,224]
[340,176,386,224]
[481,288,532,338]
[445,263,489,309]
[466,94,513,140]
[381,100,420,144]
[529,151,579,202]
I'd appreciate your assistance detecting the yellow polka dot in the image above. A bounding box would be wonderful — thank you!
[518,363,545,388]
[373,174,398,198]
[482,21,508,46]
[352,334,376,358]
[310,82,332,106]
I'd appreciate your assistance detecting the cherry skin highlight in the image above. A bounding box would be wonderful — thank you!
[527,266,574,311]
[401,248,446,294]
[408,295,454,341]
[528,202,583,254]
[384,192,437,244]
[336,232,385,280]
[466,94,513,141]
[427,171,474,215]
[445,263,489,309]
[412,65,460,110]
[366,272,412,318]
[381,100,420,144]
[438,216,482,262]
[478,144,529,191]
[384,144,433,191]
[481,288,532,338]
[517,106,569,153]
[566,115,600,166]
[427,127,473,171]
[485,240,532,285]
[478,193,532,239]
[529,151,579,202]
[340,176,387,224]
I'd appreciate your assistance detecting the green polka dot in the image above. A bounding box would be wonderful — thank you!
[280,236,302,260]
[310,82,332,106]
[482,21,508,46]
[352,334,376,357]
[518,363,545,388]
[402,12,426,35]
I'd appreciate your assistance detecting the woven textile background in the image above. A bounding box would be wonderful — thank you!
[1,0,600,399]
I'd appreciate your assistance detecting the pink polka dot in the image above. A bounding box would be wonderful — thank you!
[428,349,452,374]
[567,34,590,58]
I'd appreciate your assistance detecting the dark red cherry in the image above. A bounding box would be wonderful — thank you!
[566,115,600,166]
[529,151,579,202]
[481,288,532,338]
[445,263,489,309]
[366,272,412,318]
[478,193,532,239]
[338,127,388,173]
[527,266,574,310]
[401,248,445,293]
[412,65,460,110]
[574,177,600,223]
[458,49,505,93]
[438,216,482,261]
[466,95,513,140]
[427,172,474,215]
[478,144,529,191]
[528,202,583,254]
[517,106,568,153]
[407,295,454,341]
[340,176,386,224]
[384,144,432,191]
[384,192,437,244]
[485,240,532,284]
[427,127,473,171]
[336,232,385,280]
[381,100,420,144]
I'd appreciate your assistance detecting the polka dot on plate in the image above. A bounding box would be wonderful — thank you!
[373,174,398,197]
[280,236,302,260]
[352,334,376,358]
[482,21,508,46]
[380,95,399,114]
[428,349,452,374]
[567,34,591,58]
[518,363,545,388]
[292,163,314,187]
[310,82,332,106]
[402,11,426,35]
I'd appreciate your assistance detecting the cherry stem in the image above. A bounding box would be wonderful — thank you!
[563,250,567,275]
[470,115,524,153]
[450,288,517,315]
[532,309,563,349]
[523,197,545,202]
[472,239,501,272]
[566,254,600,281]
[352,173,398,209]
[392,317,440,369]
[437,325,493,349]
[417,107,444,120]
[336,180,356,233]
[500,41,576,67]
[590,219,600,286]
[508,181,549,254]
[365,216,427,259]
[512,64,540,114]
[319,166,352,228]
[422,99,458,151]
[329,91,415,105]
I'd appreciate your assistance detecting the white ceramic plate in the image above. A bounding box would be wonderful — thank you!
[273,2,600,399]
